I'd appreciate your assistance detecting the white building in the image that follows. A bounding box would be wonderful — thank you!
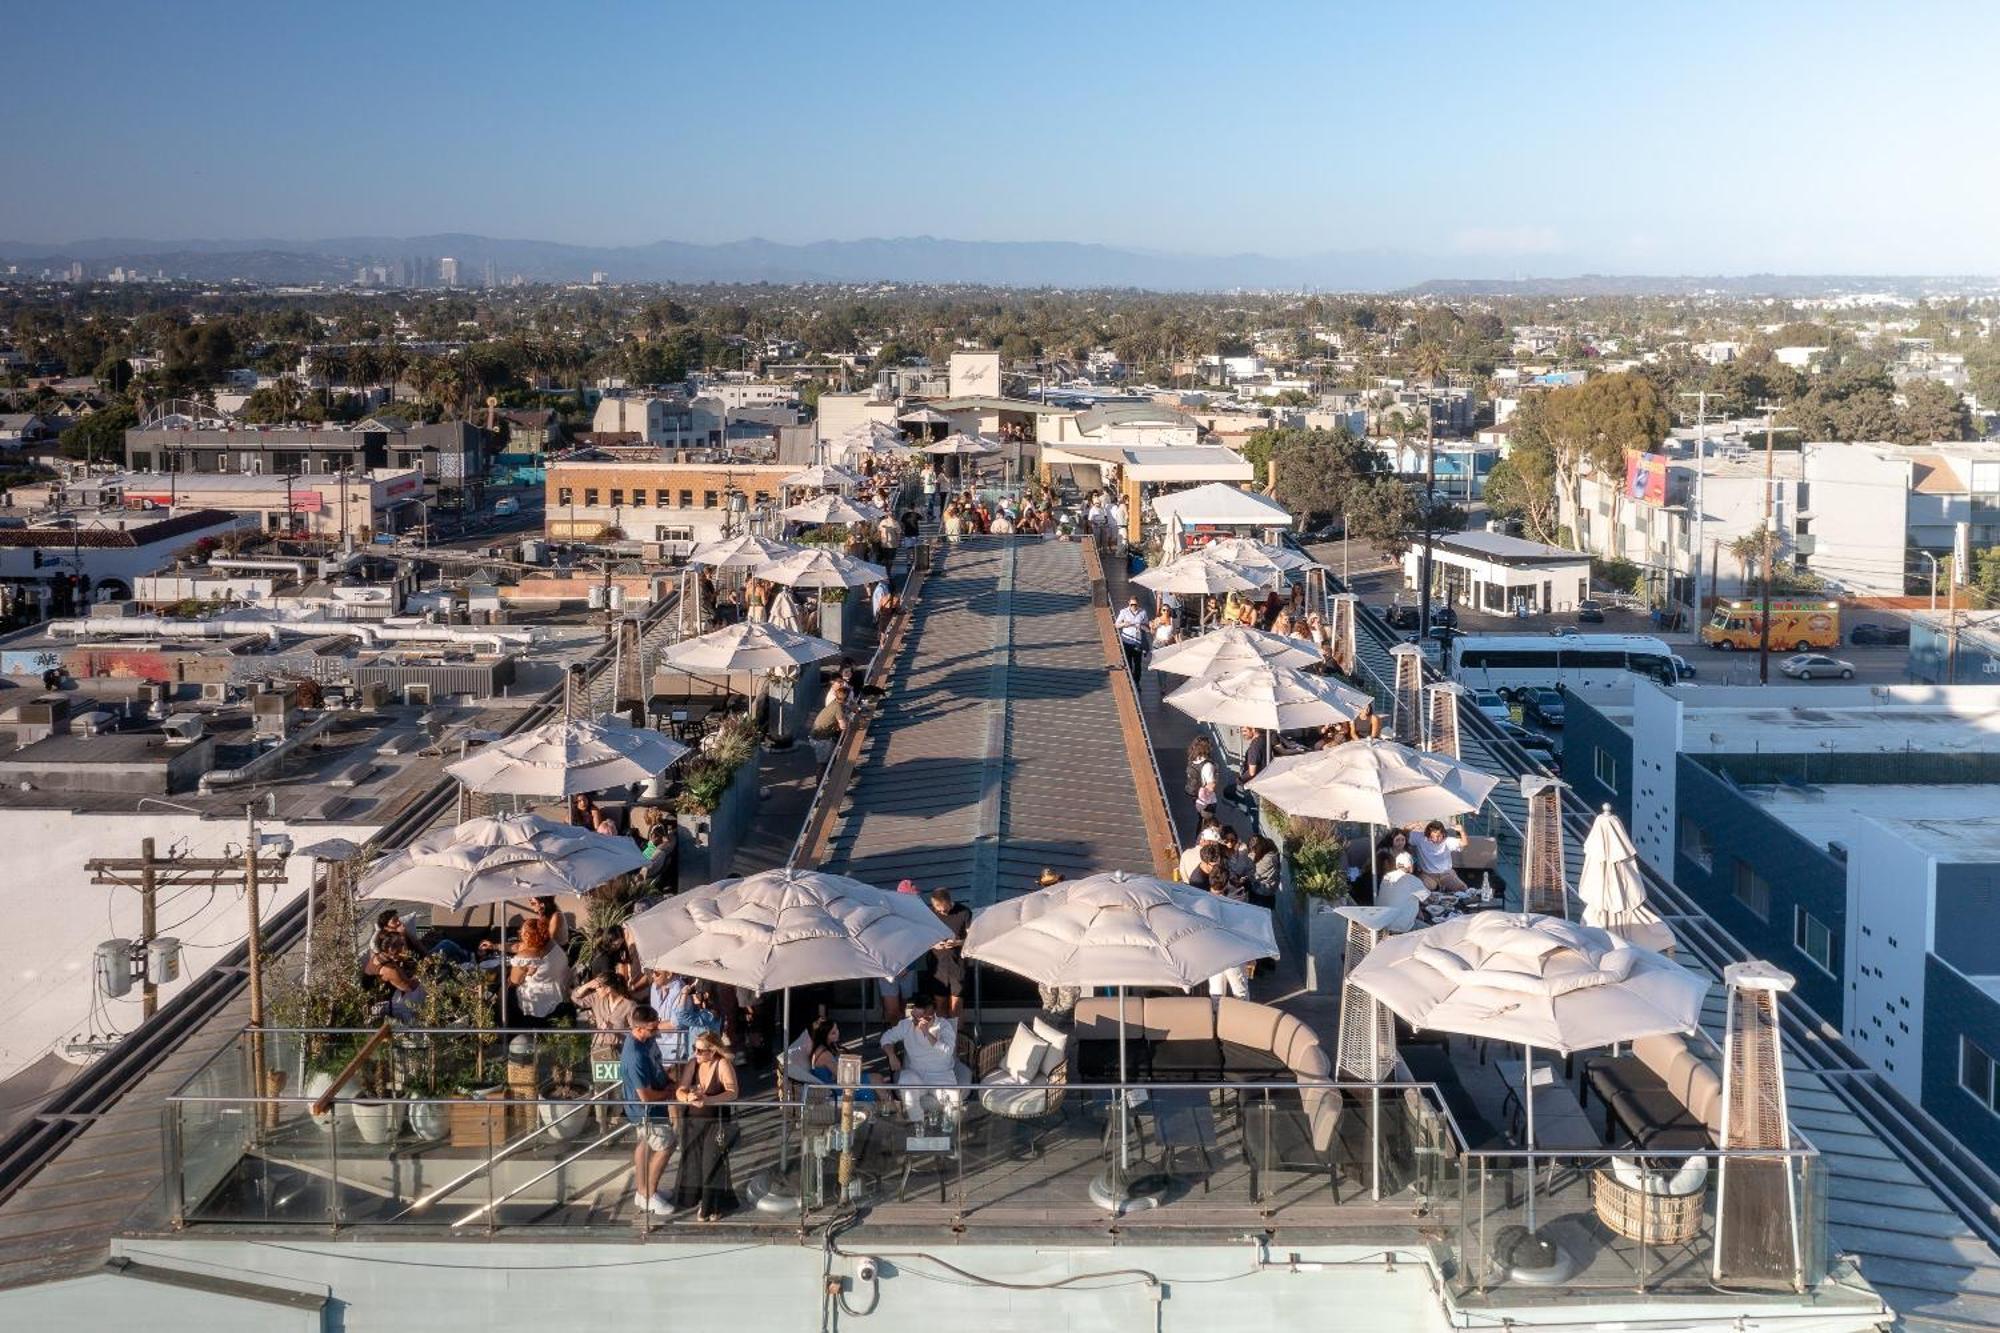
[590,394,698,445]
[1403,529,1591,615]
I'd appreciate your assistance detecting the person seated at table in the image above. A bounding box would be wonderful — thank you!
[1271,608,1296,638]
[508,919,573,1029]
[371,907,474,968]
[1178,820,1224,881]
[1246,834,1281,912]
[800,1017,879,1103]
[364,920,426,1020]
[1187,841,1229,895]
[880,995,962,1122]
[530,895,570,952]
[1375,828,1414,883]
[1219,827,1255,898]
[640,823,678,896]
[810,681,853,742]
[1376,852,1430,933]
[1414,819,1468,893]
[569,792,599,829]
[1318,720,1354,750]
[1354,702,1384,739]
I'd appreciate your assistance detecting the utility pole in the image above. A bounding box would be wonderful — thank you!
[85,837,288,1024]
[1758,404,1777,685]
[1679,388,1719,623]
[138,838,158,1018]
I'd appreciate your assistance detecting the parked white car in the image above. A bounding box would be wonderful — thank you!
[1472,689,1510,725]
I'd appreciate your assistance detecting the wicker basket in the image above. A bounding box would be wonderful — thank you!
[1592,1167,1705,1244]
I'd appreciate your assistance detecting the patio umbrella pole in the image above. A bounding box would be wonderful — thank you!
[1523,1042,1537,1232]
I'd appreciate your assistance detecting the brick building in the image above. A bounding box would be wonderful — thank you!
[543,448,791,548]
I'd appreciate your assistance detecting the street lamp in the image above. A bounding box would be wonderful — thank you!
[1918,551,1941,613]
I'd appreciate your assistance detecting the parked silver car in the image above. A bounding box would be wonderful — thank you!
[1779,653,1855,680]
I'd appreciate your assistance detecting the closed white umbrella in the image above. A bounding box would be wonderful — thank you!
[781,463,863,492]
[445,717,689,798]
[1245,738,1500,827]
[1132,555,1269,598]
[767,586,805,631]
[753,547,887,591]
[688,532,799,570]
[656,621,842,675]
[1148,626,1322,678]
[780,493,884,526]
[1164,662,1370,732]
[1578,805,1675,954]
[965,870,1275,1209]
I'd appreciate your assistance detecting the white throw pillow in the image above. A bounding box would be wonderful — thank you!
[1030,1016,1068,1050]
[1004,1023,1051,1081]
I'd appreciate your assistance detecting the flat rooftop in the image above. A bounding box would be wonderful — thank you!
[1669,684,2000,756]
[1743,784,2000,856]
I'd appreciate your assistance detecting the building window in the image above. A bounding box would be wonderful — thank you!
[584,488,600,506]
[678,489,693,508]
[1577,578,1589,603]
[609,488,624,507]
[1680,817,1713,871]
[1732,859,1771,922]
[1962,1038,1997,1113]
[1794,907,1836,976]
[132,453,153,472]
[1593,747,1619,792]
[631,490,646,508]
[702,490,718,508]
[656,489,671,506]
[754,490,770,505]
[557,487,572,506]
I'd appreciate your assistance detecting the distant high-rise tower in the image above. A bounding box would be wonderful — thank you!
[440,256,460,289]
[482,258,497,288]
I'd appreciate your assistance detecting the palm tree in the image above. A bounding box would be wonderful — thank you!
[1729,527,1774,590]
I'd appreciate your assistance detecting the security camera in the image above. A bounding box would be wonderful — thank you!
[853,1256,879,1284]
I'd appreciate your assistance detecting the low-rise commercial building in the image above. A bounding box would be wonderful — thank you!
[122,420,490,498]
[1403,529,1591,614]
[1564,680,2000,1173]
[543,448,792,547]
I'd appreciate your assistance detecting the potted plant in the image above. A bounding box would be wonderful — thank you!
[1287,832,1354,994]
[400,955,493,1140]
[265,895,375,1133]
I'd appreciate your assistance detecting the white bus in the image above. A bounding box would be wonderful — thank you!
[1449,632,1678,695]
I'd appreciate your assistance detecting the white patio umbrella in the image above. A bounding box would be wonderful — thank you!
[780,493,884,526]
[1164,662,1371,733]
[753,547,887,591]
[626,868,950,992]
[1197,536,1319,577]
[688,532,800,570]
[1349,912,1706,1156]
[1148,625,1323,679]
[627,868,951,1197]
[1245,738,1500,827]
[1579,805,1676,954]
[781,463,863,492]
[358,814,647,1024]
[897,406,952,426]
[923,431,999,457]
[965,870,1275,1209]
[358,814,647,910]
[655,620,842,675]
[445,717,689,798]
[1131,554,1269,599]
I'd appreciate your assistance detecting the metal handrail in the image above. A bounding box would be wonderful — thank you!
[451,1117,635,1229]
[390,1081,629,1219]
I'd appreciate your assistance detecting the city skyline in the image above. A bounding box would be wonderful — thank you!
[6,0,2000,277]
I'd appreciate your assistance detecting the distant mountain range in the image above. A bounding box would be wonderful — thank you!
[0,233,1987,296]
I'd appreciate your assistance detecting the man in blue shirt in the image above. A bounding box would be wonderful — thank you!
[620,1004,675,1217]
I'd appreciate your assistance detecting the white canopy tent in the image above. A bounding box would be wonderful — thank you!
[1149,483,1296,551]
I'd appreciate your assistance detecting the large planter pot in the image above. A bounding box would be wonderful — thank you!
[346,1099,403,1145]
[408,1099,449,1142]
[304,1071,337,1133]
[1303,898,1349,995]
[449,1086,508,1149]
[675,747,762,885]
[538,1083,592,1141]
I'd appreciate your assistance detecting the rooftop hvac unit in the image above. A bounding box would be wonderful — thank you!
[95,939,134,999]
[403,682,433,707]
[160,712,205,741]
[201,681,231,702]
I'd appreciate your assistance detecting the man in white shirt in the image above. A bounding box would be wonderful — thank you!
[880,996,963,1121]
[1114,595,1149,678]
[1413,820,1468,893]
[1376,852,1429,933]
